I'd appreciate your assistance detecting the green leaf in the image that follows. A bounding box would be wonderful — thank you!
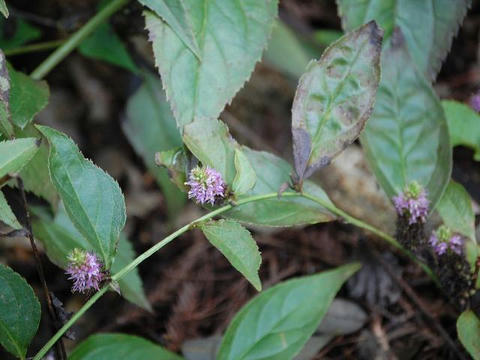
[291,21,382,180]
[200,219,261,291]
[360,32,451,210]
[436,181,477,268]
[0,137,39,179]
[232,148,256,196]
[69,333,184,360]
[123,71,185,217]
[79,22,139,73]
[0,264,41,360]
[337,0,471,81]
[9,65,49,129]
[15,125,58,207]
[442,100,480,161]
[314,30,343,47]
[32,204,150,310]
[217,263,361,360]
[457,310,480,360]
[0,0,7,18]
[183,118,237,184]
[155,146,188,192]
[36,125,126,269]
[183,119,335,226]
[144,0,278,128]
[138,0,200,59]
[0,19,41,50]
[226,147,335,227]
[0,190,21,229]
[112,233,152,311]
[0,50,13,138]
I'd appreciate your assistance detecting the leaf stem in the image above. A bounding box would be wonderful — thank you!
[300,192,439,284]
[4,40,66,57]
[33,190,436,359]
[32,192,296,360]
[30,0,130,80]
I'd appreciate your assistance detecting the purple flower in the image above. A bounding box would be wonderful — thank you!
[66,249,105,293]
[429,226,464,256]
[185,166,226,205]
[393,181,429,224]
[470,93,480,113]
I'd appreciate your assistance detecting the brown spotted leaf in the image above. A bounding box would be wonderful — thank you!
[291,21,382,181]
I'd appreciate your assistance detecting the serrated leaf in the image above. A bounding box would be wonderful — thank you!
[79,22,139,73]
[437,181,477,268]
[123,71,185,217]
[232,148,256,196]
[225,147,336,227]
[69,333,183,360]
[0,189,21,229]
[457,310,480,360]
[291,21,382,181]
[442,100,480,161]
[0,137,39,179]
[14,125,58,207]
[138,0,200,59]
[9,65,49,129]
[144,80,334,226]
[0,1,7,18]
[0,264,41,359]
[144,0,278,128]
[32,204,150,310]
[360,31,451,210]
[217,263,361,360]
[336,0,471,81]
[200,219,261,291]
[37,125,126,269]
[0,50,12,138]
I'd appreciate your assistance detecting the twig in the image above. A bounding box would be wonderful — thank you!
[16,177,67,360]
[373,249,467,360]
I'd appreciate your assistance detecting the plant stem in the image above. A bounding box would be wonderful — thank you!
[4,40,65,57]
[300,192,438,283]
[33,192,296,360]
[30,0,130,80]
[33,190,436,359]
[17,177,67,360]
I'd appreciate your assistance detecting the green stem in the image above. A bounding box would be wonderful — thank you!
[4,40,65,56]
[33,192,297,360]
[300,192,438,283]
[33,190,436,359]
[30,0,130,80]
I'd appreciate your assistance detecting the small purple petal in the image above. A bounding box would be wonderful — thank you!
[185,166,226,205]
[470,93,480,113]
[66,250,105,293]
[449,235,464,255]
[393,186,429,224]
[435,242,448,256]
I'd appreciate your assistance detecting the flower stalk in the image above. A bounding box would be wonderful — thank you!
[33,190,437,360]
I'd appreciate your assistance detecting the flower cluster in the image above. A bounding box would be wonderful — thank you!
[429,225,464,256]
[393,181,429,224]
[66,249,105,293]
[185,165,226,205]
